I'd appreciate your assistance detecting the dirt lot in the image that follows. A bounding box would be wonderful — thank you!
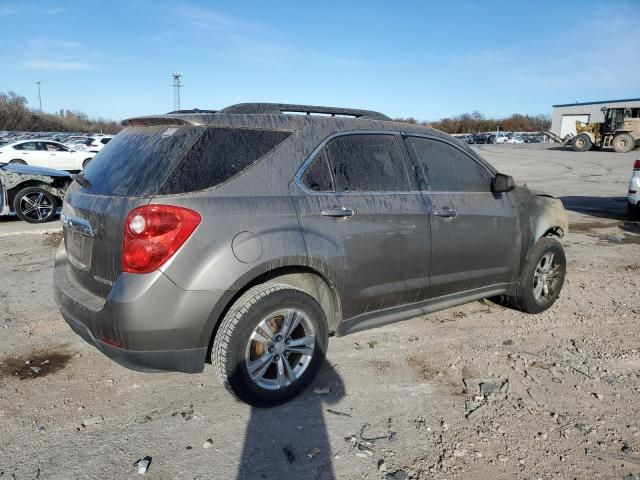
[1,144,639,480]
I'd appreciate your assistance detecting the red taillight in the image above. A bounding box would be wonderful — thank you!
[123,205,201,274]
[634,159,640,170]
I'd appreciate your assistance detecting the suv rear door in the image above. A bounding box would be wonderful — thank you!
[291,132,431,321]
[404,135,517,298]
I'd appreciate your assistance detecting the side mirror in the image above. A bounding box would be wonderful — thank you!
[492,173,515,193]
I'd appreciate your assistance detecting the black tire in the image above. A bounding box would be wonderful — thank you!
[572,134,592,152]
[504,238,566,314]
[612,133,635,153]
[212,283,329,407]
[13,187,58,223]
[9,159,27,165]
[82,158,92,169]
[628,202,640,221]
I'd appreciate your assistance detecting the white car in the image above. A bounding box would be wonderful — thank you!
[0,140,94,171]
[628,159,640,220]
[506,136,525,144]
[68,135,113,153]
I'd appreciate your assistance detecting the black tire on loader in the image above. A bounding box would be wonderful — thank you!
[572,134,592,152]
[612,133,635,153]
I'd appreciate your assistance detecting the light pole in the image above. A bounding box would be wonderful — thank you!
[36,81,42,112]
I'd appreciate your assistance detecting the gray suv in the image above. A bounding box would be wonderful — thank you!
[53,103,568,406]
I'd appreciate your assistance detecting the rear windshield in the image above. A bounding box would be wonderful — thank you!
[81,125,291,196]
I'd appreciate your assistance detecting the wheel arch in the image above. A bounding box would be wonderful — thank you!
[7,180,57,207]
[202,264,342,362]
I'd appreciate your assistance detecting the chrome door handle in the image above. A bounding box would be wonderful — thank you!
[321,206,355,218]
[433,207,458,218]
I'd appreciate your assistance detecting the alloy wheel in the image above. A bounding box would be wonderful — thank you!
[19,192,54,221]
[532,253,560,303]
[245,308,315,390]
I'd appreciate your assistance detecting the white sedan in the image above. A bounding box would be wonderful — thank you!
[0,140,94,171]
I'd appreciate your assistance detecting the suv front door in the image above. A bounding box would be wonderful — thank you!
[291,132,432,322]
[405,135,518,298]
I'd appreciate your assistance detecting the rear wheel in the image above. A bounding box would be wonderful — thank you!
[572,134,592,152]
[13,187,58,223]
[9,159,27,165]
[212,283,329,407]
[612,133,635,153]
[504,238,566,314]
[82,158,92,169]
[628,202,640,221]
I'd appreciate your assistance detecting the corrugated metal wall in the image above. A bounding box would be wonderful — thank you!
[551,99,640,137]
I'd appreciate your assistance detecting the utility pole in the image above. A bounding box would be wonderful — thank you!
[36,81,42,112]
[172,73,183,111]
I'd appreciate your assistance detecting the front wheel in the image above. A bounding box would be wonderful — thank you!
[572,133,592,152]
[13,187,58,223]
[628,202,640,221]
[212,283,329,407]
[82,158,92,169]
[505,238,566,314]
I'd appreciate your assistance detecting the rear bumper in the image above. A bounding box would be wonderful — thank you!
[53,243,227,373]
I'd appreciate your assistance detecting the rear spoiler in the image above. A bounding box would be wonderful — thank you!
[121,116,202,127]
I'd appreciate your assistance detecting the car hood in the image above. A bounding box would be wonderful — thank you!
[0,162,72,178]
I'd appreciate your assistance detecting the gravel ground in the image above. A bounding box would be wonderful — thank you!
[0,143,639,480]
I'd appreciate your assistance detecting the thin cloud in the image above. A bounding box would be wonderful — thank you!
[0,4,62,15]
[21,60,97,71]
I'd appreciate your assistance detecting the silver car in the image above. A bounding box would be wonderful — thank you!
[54,103,568,406]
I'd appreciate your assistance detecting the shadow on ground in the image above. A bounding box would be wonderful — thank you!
[560,196,628,221]
[236,362,345,480]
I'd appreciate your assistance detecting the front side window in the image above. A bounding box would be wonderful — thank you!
[301,149,334,192]
[323,134,409,192]
[408,137,491,192]
[45,142,65,151]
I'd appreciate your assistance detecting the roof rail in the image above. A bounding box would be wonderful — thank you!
[166,108,218,114]
[219,103,391,121]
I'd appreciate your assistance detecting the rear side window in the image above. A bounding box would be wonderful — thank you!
[324,134,409,192]
[15,142,37,151]
[160,127,291,194]
[408,137,491,192]
[82,126,204,196]
[301,149,334,192]
[81,126,290,196]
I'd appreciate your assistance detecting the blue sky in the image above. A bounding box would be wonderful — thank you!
[1,0,639,121]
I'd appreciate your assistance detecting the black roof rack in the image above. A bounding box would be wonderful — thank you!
[218,103,391,121]
[166,108,218,114]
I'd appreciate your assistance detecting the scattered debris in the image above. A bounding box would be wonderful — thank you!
[360,418,394,442]
[466,403,486,422]
[307,447,321,459]
[134,457,151,475]
[203,439,214,449]
[367,340,378,349]
[312,386,330,395]
[326,408,351,417]
[377,459,386,471]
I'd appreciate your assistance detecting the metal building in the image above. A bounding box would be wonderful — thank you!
[551,98,640,138]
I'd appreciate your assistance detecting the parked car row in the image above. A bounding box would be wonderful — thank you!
[461,132,543,145]
[0,131,115,223]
